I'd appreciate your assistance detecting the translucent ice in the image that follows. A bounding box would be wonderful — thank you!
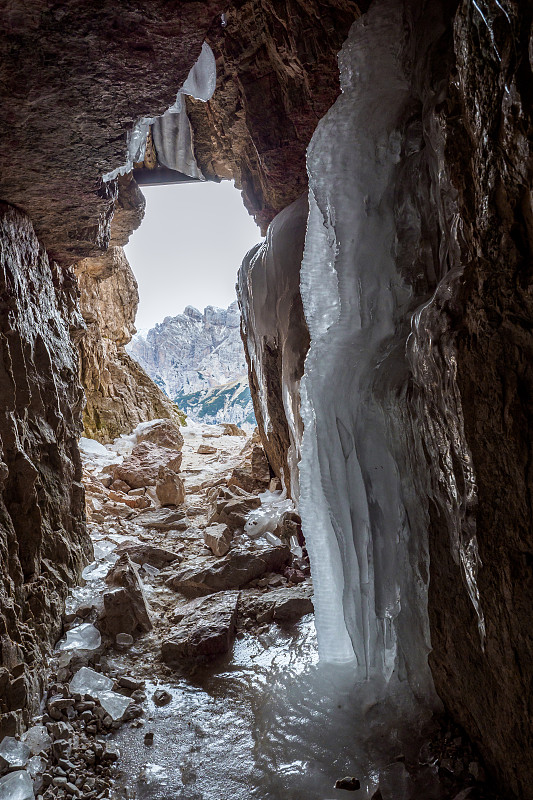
[0,770,33,800]
[56,623,101,653]
[298,0,437,691]
[69,667,131,720]
[98,690,132,721]
[238,195,309,497]
[244,491,294,539]
[0,737,30,769]
[69,666,113,696]
[21,725,51,755]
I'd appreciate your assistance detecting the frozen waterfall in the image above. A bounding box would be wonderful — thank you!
[299,0,436,693]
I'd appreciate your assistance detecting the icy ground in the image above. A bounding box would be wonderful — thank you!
[10,421,493,800]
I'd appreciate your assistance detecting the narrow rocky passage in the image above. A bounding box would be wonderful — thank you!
[0,420,500,800]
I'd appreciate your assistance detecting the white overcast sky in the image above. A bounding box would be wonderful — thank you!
[125,181,262,332]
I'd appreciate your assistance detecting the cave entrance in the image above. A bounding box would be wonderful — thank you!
[123,178,261,428]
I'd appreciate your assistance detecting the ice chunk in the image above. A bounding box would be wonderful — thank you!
[244,491,294,539]
[57,623,101,653]
[0,737,30,769]
[69,668,131,720]
[0,770,33,800]
[69,666,113,697]
[21,725,51,755]
[98,690,132,721]
[298,0,438,689]
[26,755,46,791]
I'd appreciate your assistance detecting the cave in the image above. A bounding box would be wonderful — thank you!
[0,0,532,798]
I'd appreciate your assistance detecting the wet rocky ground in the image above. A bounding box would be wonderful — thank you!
[0,420,503,800]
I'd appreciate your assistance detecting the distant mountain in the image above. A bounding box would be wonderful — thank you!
[127,302,255,426]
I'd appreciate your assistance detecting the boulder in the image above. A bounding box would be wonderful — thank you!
[101,554,152,636]
[197,443,217,455]
[161,591,239,661]
[222,423,246,437]
[207,486,261,530]
[155,466,185,506]
[112,442,182,489]
[115,542,183,569]
[242,585,314,623]
[135,419,184,451]
[165,542,291,597]
[135,507,188,531]
[203,523,233,557]
[110,479,131,494]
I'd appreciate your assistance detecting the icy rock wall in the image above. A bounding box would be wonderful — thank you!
[299,0,457,693]
[0,204,91,736]
[238,195,310,498]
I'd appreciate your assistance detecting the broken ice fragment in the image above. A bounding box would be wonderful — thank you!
[0,737,31,770]
[69,666,113,697]
[98,690,132,721]
[264,532,283,546]
[57,623,101,652]
[0,770,33,800]
[69,667,131,721]
[21,725,51,755]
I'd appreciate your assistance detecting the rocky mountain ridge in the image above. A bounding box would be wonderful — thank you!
[128,301,255,425]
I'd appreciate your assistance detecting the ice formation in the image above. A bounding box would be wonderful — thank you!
[103,42,216,181]
[238,195,309,496]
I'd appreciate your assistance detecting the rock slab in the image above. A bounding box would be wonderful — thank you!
[161,591,240,660]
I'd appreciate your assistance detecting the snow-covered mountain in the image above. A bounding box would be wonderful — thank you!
[127,302,255,425]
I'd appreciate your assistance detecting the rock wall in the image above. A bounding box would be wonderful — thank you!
[75,245,183,443]
[187,0,367,232]
[0,203,90,736]
[74,176,182,443]
[0,0,224,266]
[426,3,533,796]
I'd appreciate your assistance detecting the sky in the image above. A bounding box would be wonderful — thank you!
[125,181,262,332]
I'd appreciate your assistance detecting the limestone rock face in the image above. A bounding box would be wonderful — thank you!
[75,183,183,443]
[0,204,90,735]
[188,0,367,231]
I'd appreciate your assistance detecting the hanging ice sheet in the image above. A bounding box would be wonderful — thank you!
[103,42,216,182]
[298,0,437,698]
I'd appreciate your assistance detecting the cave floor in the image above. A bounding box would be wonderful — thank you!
[32,422,498,800]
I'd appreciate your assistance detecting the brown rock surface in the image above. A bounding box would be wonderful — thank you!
[188,0,365,231]
[165,542,291,597]
[161,591,239,661]
[421,3,533,796]
[112,442,182,489]
[0,204,90,733]
[102,554,152,636]
[0,1,224,265]
[203,523,233,558]
[75,221,183,443]
[155,467,185,507]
